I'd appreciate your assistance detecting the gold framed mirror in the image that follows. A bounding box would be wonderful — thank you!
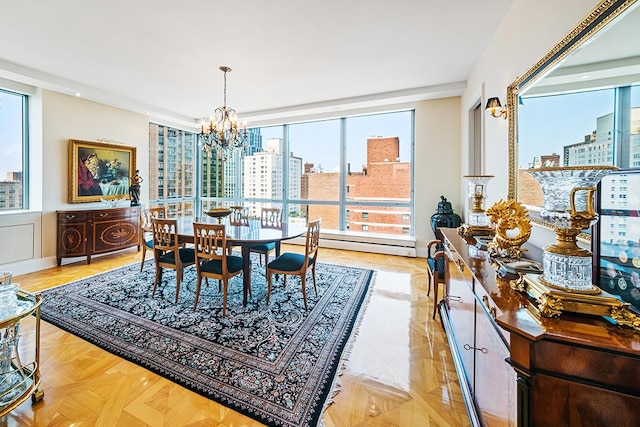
[507,0,639,236]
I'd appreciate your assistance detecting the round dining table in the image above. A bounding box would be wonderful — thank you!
[174,216,307,305]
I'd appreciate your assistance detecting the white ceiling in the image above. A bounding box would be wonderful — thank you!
[0,0,515,126]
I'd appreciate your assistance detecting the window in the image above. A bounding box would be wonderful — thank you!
[198,110,414,237]
[0,89,27,211]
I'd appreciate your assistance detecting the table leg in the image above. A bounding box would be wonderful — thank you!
[241,244,251,305]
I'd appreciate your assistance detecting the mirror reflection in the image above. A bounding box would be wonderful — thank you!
[511,2,640,208]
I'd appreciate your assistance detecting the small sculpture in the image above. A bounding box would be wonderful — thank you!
[129,170,143,206]
[485,199,531,260]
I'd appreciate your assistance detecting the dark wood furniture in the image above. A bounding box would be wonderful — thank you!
[175,216,307,305]
[438,228,640,427]
[56,207,140,266]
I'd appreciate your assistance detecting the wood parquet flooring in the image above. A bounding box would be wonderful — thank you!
[2,247,470,427]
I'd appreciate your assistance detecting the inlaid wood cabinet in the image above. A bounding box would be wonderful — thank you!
[438,228,640,427]
[56,207,140,266]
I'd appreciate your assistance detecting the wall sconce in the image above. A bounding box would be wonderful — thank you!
[485,97,508,119]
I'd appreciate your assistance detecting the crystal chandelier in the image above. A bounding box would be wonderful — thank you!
[198,66,249,160]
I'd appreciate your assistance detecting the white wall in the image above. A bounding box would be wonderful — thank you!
[414,97,462,256]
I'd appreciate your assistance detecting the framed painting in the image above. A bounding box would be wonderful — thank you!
[68,139,137,204]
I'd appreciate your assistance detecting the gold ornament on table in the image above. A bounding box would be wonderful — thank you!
[485,199,531,260]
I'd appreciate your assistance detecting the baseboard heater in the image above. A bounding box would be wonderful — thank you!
[287,231,417,257]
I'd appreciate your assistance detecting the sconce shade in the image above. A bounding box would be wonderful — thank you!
[485,97,502,110]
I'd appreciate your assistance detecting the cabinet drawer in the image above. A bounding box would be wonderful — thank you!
[91,210,131,220]
[58,212,87,222]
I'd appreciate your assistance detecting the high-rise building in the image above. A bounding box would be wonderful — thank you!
[243,138,302,217]
[149,123,196,216]
[0,172,23,210]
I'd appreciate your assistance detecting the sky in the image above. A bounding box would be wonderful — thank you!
[518,86,640,169]
[0,90,24,178]
[254,110,413,173]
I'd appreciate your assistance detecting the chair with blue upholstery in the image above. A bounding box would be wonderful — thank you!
[250,207,282,274]
[150,218,196,303]
[139,206,167,271]
[193,222,244,315]
[426,239,448,319]
[266,219,320,310]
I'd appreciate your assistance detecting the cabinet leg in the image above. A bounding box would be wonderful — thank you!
[57,258,62,266]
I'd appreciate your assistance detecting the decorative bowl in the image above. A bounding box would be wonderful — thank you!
[205,208,233,223]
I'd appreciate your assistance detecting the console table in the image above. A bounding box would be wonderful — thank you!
[438,228,640,427]
[56,206,140,266]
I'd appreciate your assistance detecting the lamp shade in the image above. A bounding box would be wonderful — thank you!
[485,97,502,110]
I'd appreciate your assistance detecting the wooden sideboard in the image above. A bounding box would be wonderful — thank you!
[438,228,640,427]
[56,207,140,266]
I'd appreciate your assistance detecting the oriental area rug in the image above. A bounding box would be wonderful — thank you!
[39,257,374,427]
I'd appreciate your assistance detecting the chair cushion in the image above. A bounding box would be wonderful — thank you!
[268,252,313,272]
[250,242,276,252]
[201,255,244,274]
[158,247,195,265]
[427,257,444,280]
[145,239,154,249]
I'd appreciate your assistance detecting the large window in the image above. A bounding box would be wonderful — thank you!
[0,89,27,211]
[151,110,414,237]
[149,123,196,216]
[196,110,414,237]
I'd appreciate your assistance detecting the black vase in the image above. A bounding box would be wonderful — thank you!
[430,195,461,240]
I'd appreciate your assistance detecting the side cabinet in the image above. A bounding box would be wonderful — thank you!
[57,207,140,265]
[438,229,516,427]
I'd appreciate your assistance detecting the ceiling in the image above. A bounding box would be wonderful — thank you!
[0,0,515,126]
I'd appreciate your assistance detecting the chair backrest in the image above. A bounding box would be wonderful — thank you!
[193,222,229,267]
[304,219,321,264]
[261,207,282,228]
[141,206,167,232]
[229,206,248,226]
[151,218,180,252]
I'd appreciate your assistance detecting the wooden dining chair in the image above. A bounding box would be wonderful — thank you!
[193,222,244,315]
[266,219,320,310]
[151,218,196,303]
[229,206,248,226]
[139,206,167,271]
[426,239,447,319]
[250,207,282,274]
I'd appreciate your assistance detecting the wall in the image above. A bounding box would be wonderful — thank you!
[0,90,148,274]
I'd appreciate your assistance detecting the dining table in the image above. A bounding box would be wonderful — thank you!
[174,216,307,305]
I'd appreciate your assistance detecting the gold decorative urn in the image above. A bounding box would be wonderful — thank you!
[510,166,640,331]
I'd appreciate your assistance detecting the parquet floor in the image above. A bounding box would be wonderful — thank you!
[2,247,470,427]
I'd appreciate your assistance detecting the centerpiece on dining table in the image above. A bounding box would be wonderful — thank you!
[205,207,233,224]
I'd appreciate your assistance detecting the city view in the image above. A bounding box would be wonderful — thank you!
[149,110,413,236]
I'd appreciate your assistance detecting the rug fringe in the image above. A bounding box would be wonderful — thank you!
[319,270,378,423]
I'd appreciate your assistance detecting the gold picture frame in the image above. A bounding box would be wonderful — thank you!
[68,139,137,204]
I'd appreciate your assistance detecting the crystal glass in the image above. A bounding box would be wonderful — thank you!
[0,272,17,321]
[527,166,616,292]
[463,175,493,227]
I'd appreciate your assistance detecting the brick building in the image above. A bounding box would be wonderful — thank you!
[305,137,411,234]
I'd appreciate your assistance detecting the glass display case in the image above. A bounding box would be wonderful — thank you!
[0,289,43,415]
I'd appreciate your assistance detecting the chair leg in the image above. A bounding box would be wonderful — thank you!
[152,266,162,297]
[267,271,272,304]
[140,247,147,272]
[432,278,439,320]
[194,275,202,310]
[222,279,229,316]
[301,274,308,310]
[311,262,317,296]
[175,266,182,303]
